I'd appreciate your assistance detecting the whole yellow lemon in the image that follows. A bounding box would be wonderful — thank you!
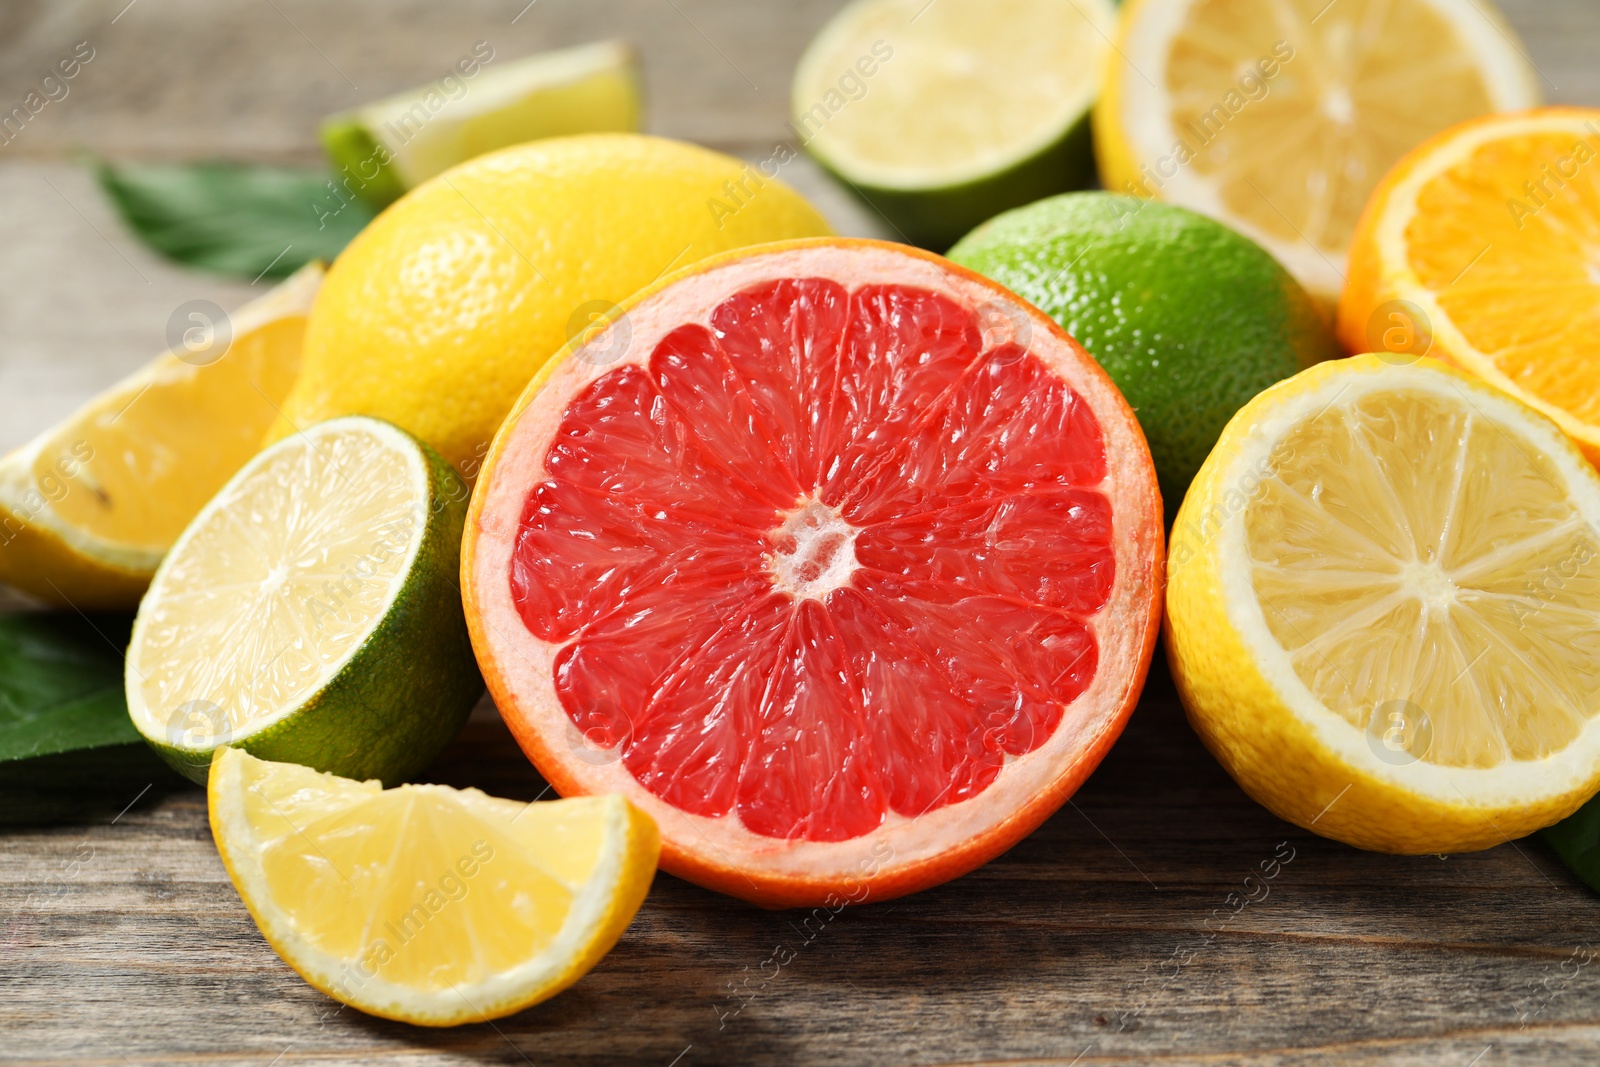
[271,134,832,475]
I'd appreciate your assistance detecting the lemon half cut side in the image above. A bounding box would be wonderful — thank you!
[1168,355,1600,853]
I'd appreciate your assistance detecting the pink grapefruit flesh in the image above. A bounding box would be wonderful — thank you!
[463,239,1164,907]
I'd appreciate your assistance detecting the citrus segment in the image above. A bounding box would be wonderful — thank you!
[464,239,1164,906]
[1096,0,1540,303]
[0,263,321,608]
[1339,107,1600,463]
[209,747,659,1026]
[1167,356,1600,854]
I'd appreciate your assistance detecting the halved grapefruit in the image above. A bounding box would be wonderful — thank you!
[462,238,1163,907]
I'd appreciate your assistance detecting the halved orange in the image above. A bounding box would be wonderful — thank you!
[462,238,1164,907]
[1340,107,1600,463]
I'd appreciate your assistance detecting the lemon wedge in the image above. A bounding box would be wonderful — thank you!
[209,747,660,1025]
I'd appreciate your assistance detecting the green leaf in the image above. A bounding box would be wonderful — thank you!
[1545,796,1600,894]
[0,613,139,763]
[94,160,375,279]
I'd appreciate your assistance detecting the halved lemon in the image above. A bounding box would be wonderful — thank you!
[1095,0,1541,306]
[209,747,659,1025]
[1339,107,1600,465]
[1168,355,1600,853]
[0,263,321,608]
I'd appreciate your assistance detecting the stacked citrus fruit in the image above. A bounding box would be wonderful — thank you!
[4,0,1599,1034]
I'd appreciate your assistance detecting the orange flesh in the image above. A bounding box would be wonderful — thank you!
[1405,128,1600,424]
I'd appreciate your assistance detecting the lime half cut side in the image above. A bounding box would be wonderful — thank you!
[126,416,482,785]
[793,0,1115,248]
[322,40,641,209]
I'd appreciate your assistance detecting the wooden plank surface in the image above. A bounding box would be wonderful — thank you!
[3,2,1600,1065]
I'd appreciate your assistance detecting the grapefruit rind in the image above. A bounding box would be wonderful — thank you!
[463,238,1164,907]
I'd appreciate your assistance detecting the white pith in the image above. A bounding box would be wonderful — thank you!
[766,498,862,603]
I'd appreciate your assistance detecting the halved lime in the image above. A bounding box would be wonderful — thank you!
[322,40,641,209]
[126,416,482,785]
[792,0,1114,248]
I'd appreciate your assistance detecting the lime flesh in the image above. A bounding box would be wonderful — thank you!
[126,416,482,784]
[792,0,1114,248]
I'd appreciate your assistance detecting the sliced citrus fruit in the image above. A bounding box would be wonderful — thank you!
[793,0,1114,249]
[209,746,659,1026]
[1095,0,1541,306]
[1168,355,1600,854]
[321,40,641,210]
[463,238,1164,907]
[1339,107,1600,465]
[0,263,321,609]
[127,416,482,785]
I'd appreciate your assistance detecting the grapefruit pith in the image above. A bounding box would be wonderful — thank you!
[463,239,1164,907]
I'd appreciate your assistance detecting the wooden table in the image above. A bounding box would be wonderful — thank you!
[3,2,1599,1064]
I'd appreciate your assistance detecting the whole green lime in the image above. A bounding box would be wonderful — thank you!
[948,193,1339,514]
